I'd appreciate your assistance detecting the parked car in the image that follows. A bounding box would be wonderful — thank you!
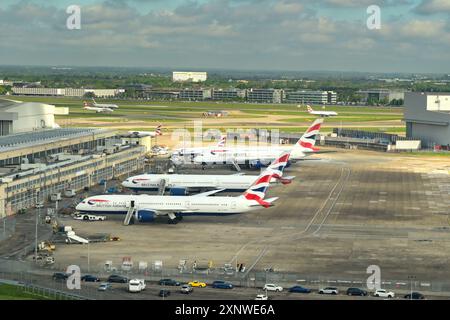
[52,272,69,281]
[212,280,234,289]
[289,286,312,294]
[107,275,128,283]
[346,287,368,296]
[255,294,269,300]
[263,284,283,292]
[188,281,206,288]
[81,275,100,282]
[374,289,395,298]
[159,279,181,286]
[404,292,425,300]
[159,289,171,297]
[180,285,193,294]
[98,282,112,291]
[319,287,338,295]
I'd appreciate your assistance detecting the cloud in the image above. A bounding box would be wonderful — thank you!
[414,0,450,14]
[0,0,449,73]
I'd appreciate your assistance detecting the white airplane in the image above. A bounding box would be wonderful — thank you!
[171,119,323,170]
[172,135,226,156]
[122,151,293,193]
[75,152,290,224]
[307,105,337,117]
[83,105,114,113]
[128,125,163,137]
[89,98,119,109]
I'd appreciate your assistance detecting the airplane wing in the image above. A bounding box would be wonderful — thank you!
[191,189,225,197]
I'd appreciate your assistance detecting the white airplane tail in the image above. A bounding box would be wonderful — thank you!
[241,152,289,208]
[293,118,324,153]
[307,105,314,113]
[217,135,226,147]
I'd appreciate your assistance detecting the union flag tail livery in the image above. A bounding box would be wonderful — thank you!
[217,135,226,147]
[156,124,163,136]
[267,151,292,184]
[242,172,273,208]
[296,118,323,152]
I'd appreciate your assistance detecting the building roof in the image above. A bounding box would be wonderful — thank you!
[0,99,20,110]
[0,128,111,153]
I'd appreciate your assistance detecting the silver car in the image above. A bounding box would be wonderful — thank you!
[319,287,339,295]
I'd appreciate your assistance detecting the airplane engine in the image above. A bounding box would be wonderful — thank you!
[248,160,264,169]
[136,210,157,222]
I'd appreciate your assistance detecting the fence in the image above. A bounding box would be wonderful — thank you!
[0,216,15,242]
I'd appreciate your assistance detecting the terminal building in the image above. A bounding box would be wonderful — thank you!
[0,99,149,218]
[11,87,125,98]
[246,89,283,104]
[284,90,337,105]
[404,92,450,148]
[358,89,405,104]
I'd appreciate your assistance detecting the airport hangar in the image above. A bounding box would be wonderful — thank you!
[405,92,450,148]
[0,99,151,218]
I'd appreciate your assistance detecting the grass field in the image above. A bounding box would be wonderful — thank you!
[10,95,407,135]
[0,284,51,300]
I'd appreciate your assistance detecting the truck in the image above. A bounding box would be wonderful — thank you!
[38,241,56,252]
[128,279,146,293]
[73,213,106,221]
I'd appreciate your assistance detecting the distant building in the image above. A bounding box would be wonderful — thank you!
[173,72,208,83]
[0,80,14,86]
[11,87,124,98]
[179,89,212,100]
[212,89,245,100]
[247,89,283,104]
[284,90,337,105]
[146,89,180,100]
[359,89,405,104]
[404,92,450,148]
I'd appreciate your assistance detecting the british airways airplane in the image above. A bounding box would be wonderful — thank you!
[128,124,163,137]
[307,105,338,117]
[171,118,324,169]
[122,151,294,192]
[75,152,291,224]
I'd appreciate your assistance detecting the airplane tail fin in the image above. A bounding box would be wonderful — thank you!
[241,152,290,208]
[307,105,314,113]
[156,124,163,136]
[294,118,323,153]
[267,151,291,184]
[217,135,226,147]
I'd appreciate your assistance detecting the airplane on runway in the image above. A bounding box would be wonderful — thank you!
[88,98,119,109]
[76,152,290,224]
[128,124,163,137]
[171,119,323,170]
[83,104,114,113]
[307,105,337,117]
[122,150,293,193]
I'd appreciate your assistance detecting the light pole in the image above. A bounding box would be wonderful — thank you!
[87,239,90,273]
[408,275,416,300]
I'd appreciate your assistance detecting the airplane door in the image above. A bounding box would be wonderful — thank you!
[231,201,237,210]
[185,201,191,209]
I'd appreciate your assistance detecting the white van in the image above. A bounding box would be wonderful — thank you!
[128,279,146,293]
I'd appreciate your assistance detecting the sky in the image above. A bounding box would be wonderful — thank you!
[0,0,450,73]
